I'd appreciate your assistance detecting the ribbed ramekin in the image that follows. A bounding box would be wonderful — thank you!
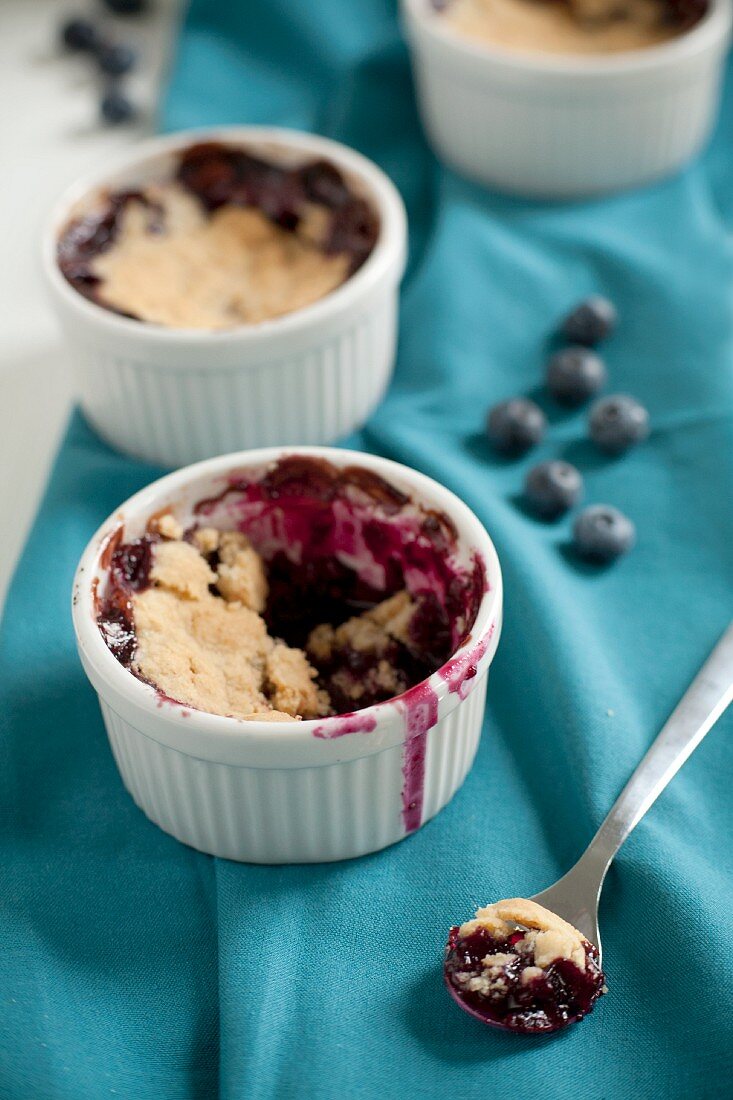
[401,0,732,198]
[43,128,407,468]
[72,447,503,864]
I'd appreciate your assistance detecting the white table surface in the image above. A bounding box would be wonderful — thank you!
[0,0,179,612]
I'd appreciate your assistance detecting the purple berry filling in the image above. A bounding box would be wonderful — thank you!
[444,924,606,1034]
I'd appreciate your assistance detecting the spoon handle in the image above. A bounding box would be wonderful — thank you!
[588,620,733,874]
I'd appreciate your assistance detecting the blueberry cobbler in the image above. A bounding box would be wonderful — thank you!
[57,142,379,329]
[444,898,606,1033]
[438,0,708,55]
[97,456,485,722]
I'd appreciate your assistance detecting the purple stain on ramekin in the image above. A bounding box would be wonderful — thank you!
[312,627,493,829]
[396,622,493,834]
[438,623,494,701]
[155,693,191,714]
[312,712,378,739]
[397,679,440,833]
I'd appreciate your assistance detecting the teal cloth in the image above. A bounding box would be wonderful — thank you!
[2,1,733,1096]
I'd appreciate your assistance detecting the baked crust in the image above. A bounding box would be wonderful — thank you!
[458,898,588,970]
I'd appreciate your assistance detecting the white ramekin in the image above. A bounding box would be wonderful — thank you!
[401,0,732,198]
[43,128,407,468]
[72,446,503,864]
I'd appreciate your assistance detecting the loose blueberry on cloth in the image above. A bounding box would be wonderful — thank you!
[589,394,650,453]
[525,460,583,517]
[546,346,607,405]
[573,504,636,560]
[561,295,617,345]
[487,397,547,453]
[2,1,733,1097]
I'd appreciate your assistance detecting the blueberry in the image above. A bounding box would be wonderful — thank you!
[101,0,148,13]
[562,296,617,346]
[300,160,350,207]
[546,346,607,406]
[525,461,583,518]
[589,394,649,454]
[96,42,137,76]
[573,505,636,562]
[61,16,99,51]
[486,398,546,454]
[100,87,137,125]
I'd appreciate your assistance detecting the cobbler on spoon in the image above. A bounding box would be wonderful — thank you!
[444,898,606,1034]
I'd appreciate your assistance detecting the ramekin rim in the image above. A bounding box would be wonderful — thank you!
[42,126,407,347]
[400,0,732,75]
[72,446,503,746]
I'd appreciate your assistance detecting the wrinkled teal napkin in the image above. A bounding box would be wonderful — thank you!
[2,2,733,1097]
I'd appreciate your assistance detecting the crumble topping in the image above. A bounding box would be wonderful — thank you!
[443,0,683,55]
[307,591,415,661]
[191,526,221,557]
[90,185,350,329]
[363,590,415,646]
[306,590,419,707]
[149,539,216,601]
[213,530,268,613]
[238,710,295,723]
[265,644,328,717]
[458,898,588,970]
[118,523,426,723]
[131,531,328,721]
[152,512,184,541]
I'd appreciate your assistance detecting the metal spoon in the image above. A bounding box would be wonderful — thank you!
[531,619,733,962]
[445,621,733,1032]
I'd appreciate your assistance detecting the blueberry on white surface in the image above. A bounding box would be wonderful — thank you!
[96,42,137,76]
[573,505,636,562]
[486,398,546,455]
[525,461,583,518]
[61,16,99,51]
[562,296,617,346]
[101,0,148,13]
[546,346,607,406]
[589,395,649,454]
[100,87,137,125]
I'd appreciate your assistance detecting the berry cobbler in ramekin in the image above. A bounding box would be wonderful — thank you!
[44,129,407,466]
[74,447,502,863]
[401,0,731,197]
